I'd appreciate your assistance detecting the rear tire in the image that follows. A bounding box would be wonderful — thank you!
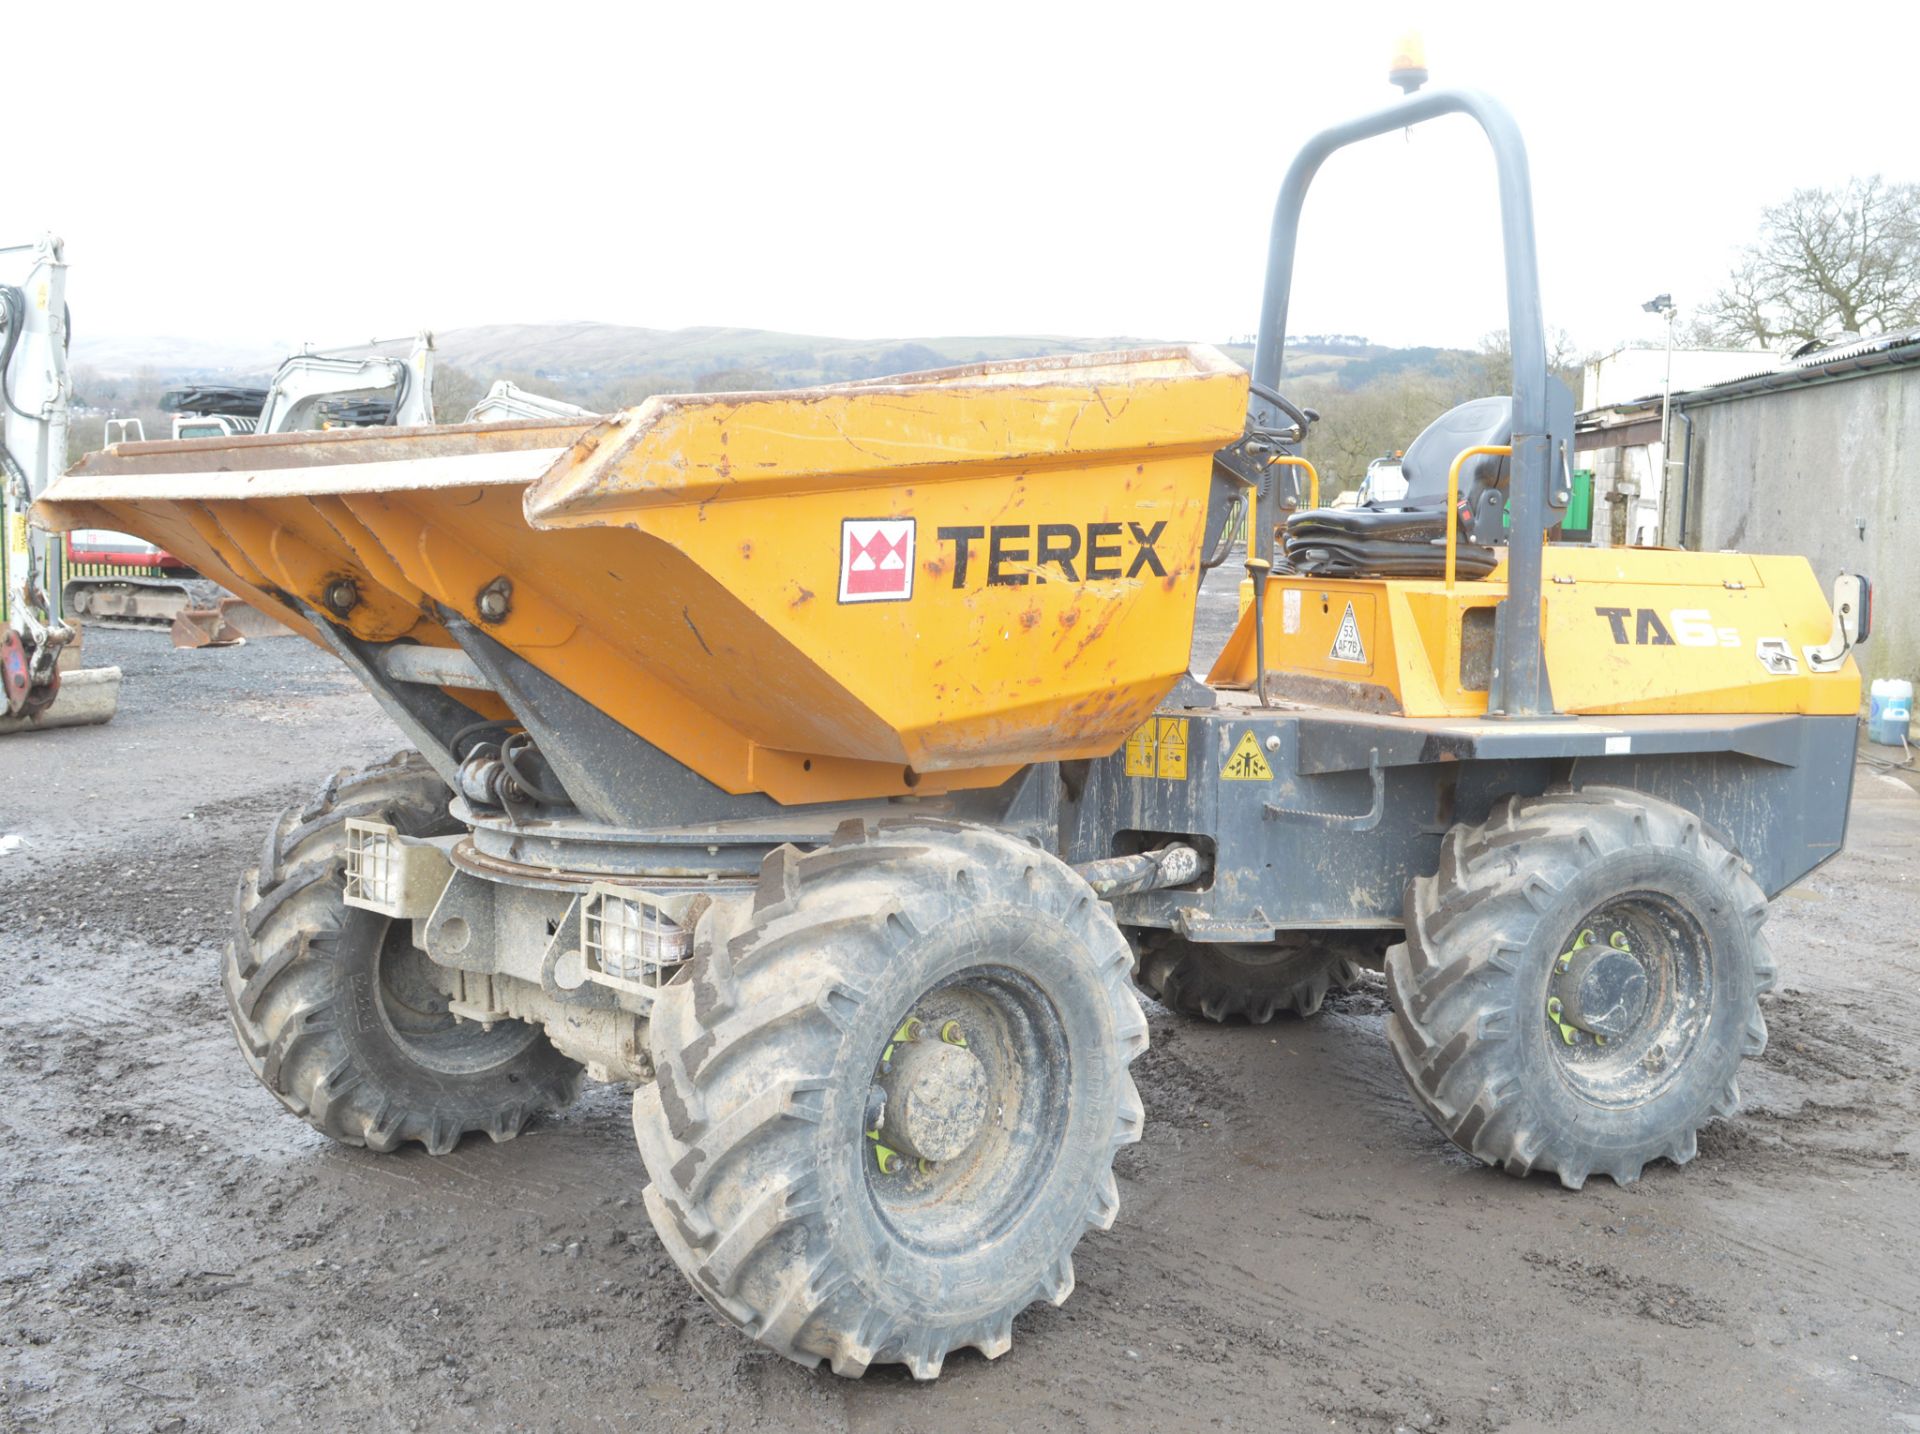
[1135,933,1384,1023]
[222,752,581,1154]
[633,821,1147,1378]
[1385,787,1774,1190]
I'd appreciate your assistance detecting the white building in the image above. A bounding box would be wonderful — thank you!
[1580,345,1771,410]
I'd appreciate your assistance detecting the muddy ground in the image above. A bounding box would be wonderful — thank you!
[3,591,1918,1433]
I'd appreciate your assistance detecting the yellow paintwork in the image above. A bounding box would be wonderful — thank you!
[37,347,1248,804]
[1210,544,1862,716]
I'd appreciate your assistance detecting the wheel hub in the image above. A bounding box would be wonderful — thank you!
[1551,930,1650,1040]
[877,1028,990,1164]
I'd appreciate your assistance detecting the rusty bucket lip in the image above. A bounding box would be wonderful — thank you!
[36,343,1246,523]
[523,343,1248,529]
[37,418,593,516]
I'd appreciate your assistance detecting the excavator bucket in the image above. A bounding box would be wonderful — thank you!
[35,347,1249,801]
[169,604,243,649]
[170,595,292,649]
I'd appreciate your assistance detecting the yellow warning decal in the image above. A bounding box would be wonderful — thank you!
[1155,717,1188,779]
[1124,721,1157,777]
[1221,729,1273,782]
[1124,717,1190,779]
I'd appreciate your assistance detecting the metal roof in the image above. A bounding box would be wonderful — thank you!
[1579,324,1920,425]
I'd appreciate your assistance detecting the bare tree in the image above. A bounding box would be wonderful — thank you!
[1464,327,1584,396]
[1701,176,1920,347]
[431,364,489,421]
[1303,370,1460,493]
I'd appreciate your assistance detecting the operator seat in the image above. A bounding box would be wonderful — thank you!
[1283,396,1512,579]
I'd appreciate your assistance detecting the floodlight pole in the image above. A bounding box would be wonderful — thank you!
[1642,294,1677,543]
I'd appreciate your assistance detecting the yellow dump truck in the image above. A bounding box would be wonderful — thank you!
[34,72,1870,1379]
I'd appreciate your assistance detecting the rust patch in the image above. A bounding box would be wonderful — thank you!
[1064,603,1120,667]
[790,585,814,607]
[1019,605,1042,631]
[740,541,753,559]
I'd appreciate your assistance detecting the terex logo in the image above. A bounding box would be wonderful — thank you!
[839,518,915,603]
[935,521,1167,588]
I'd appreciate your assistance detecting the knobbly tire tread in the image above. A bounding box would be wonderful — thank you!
[222,750,581,1154]
[633,821,1148,1379]
[1384,785,1776,1190]
[1135,933,1386,1023]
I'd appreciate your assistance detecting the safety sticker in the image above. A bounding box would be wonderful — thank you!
[1282,588,1302,635]
[1124,721,1157,777]
[1329,601,1366,664]
[1155,717,1188,779]
[1221,729,1273,782]
[1124,717,1189,779]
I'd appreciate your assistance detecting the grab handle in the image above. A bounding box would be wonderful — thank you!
[1446,445,1510,591]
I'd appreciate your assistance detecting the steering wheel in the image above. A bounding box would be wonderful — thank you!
[1248,380,1319,439]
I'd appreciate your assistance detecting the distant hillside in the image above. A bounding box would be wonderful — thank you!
[73,323,1161,389]
[75,321,1474,393]
[419,323,1168,388]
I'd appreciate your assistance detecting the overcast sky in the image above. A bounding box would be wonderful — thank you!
[15,1,1920,361]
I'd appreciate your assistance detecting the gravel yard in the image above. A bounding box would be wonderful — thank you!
[2,602,1917,1433]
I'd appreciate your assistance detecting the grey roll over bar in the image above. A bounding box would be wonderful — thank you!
[1250,86,1569,719]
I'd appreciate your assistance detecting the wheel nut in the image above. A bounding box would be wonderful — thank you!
[325,579,358,614]
[939,1020,967,1048]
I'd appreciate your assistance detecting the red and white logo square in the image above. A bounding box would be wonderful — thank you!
[838,518,915,603]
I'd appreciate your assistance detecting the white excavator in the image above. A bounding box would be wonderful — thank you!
[67,331,439,634]
[1,234,118,732]
[3,231,446,733]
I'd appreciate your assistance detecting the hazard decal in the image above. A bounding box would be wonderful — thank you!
[1124,717,1189,780]
[839,518,915,603]
[1155,717,1188,779]
[1221,729,1273,782]
[1124,722,1156,777]
[1329,600,1366,664]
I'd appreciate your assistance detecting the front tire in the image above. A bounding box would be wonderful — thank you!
[633,821,1148,1378]
[222,752,582,1154]
[1385,787,1775,1189]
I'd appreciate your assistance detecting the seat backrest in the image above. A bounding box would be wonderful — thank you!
[1395,396,1513,538]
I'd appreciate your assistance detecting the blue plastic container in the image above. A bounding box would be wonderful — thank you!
[1869,678,1913,747]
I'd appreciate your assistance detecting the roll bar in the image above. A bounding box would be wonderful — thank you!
[1251,87,1564,718]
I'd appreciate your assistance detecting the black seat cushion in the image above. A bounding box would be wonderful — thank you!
[1282,508,1499,580]
[1279,396,1512,580]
